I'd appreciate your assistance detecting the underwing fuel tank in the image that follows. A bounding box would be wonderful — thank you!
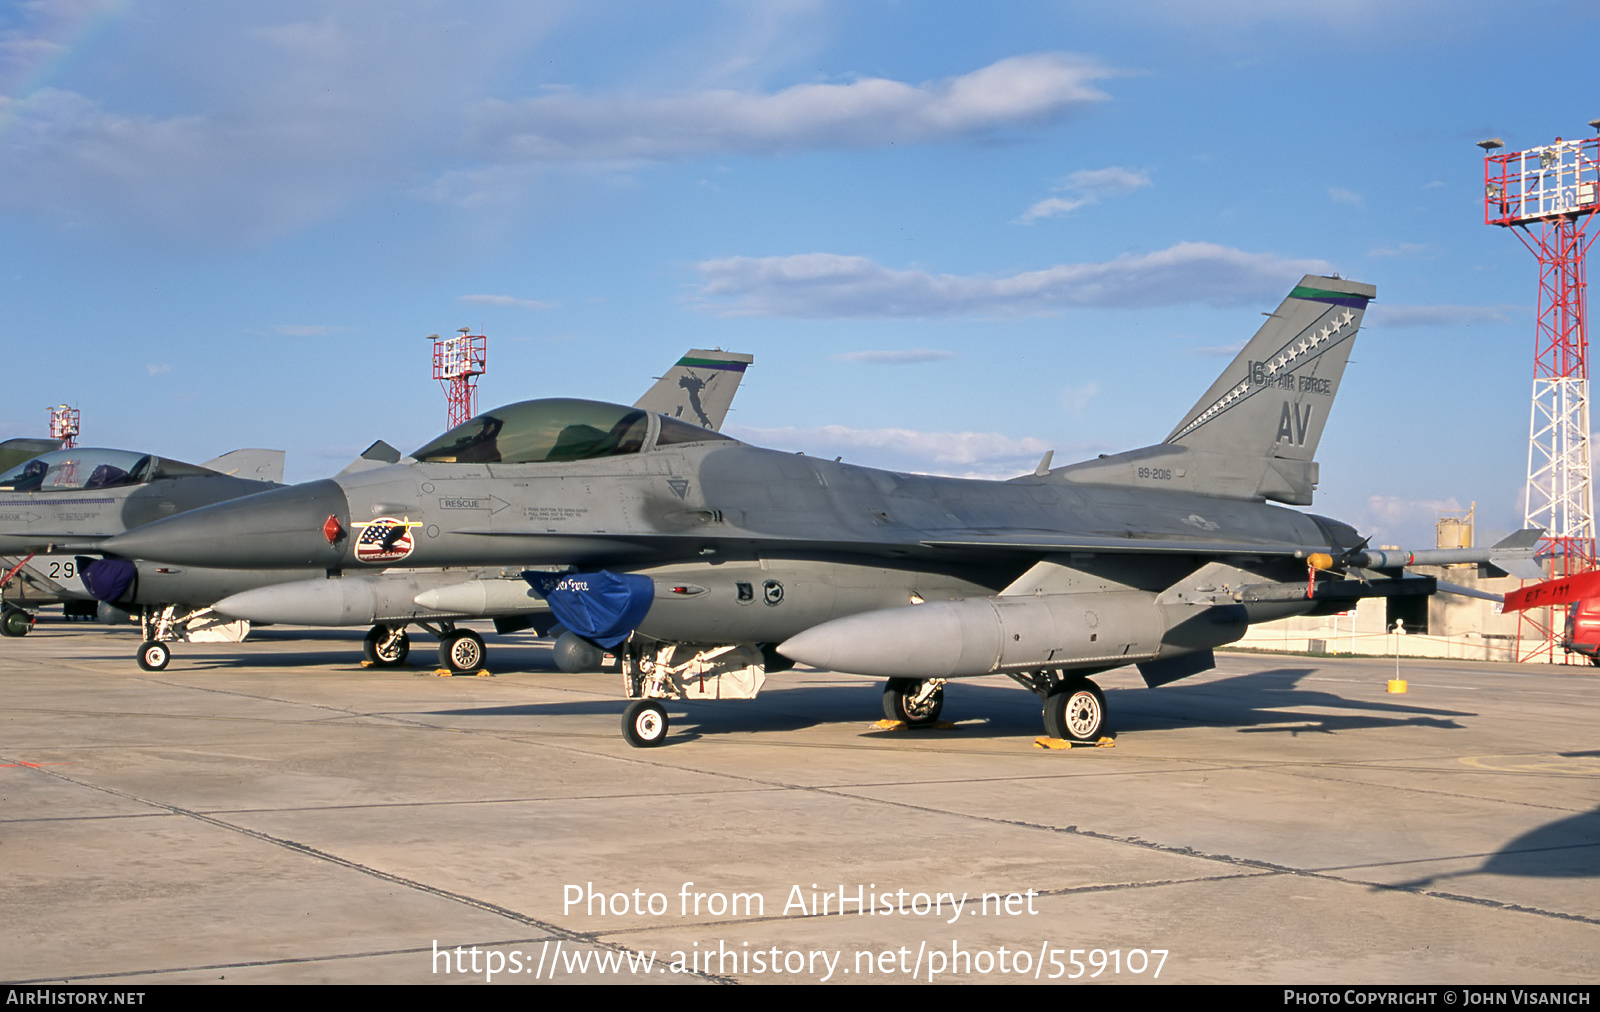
[776,592,1247,678]
[213,570,505,625]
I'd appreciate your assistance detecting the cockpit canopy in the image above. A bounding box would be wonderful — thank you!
[0,448,219,492]
[412,398,734,465]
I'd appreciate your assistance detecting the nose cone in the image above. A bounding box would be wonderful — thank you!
[101,479,350,569]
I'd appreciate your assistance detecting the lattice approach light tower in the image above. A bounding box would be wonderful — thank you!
[48,404,79,449]
[430,328,487,429]
[1481,124,1600,661]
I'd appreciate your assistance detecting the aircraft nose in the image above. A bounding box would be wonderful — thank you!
[101,478,351,569]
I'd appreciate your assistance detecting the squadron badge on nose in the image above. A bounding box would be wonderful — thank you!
[351,517,422,563]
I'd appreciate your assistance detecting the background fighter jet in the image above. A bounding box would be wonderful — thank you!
[104,278,1539,746]
[88,348,753,671]
[0,446,287,637]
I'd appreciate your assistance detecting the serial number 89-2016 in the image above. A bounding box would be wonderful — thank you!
[1137,467,1172,480]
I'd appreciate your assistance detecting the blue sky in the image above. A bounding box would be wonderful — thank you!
[1,0,1595,548]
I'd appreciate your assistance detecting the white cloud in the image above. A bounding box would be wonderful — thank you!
[1360,494,1466,546]
[145,363,170,376]
[0,7,562,241]
[1060,382,1098,414]
[693,242,1333,318]
[831,349,956,364]
[464,53,1113,164]
[1365,304,1513,327]
[1017,196,1092,222]
[459,293,555,310]
[1016,165,1150,223]
[1328,186,1364,208]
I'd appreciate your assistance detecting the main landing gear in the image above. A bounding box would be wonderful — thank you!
[881,677,945,726]
[362,625,410,666]
[361,623,487,673]
[1041,678,1107,742]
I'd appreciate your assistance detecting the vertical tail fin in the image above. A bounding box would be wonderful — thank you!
[633,349,754,431]
[1055,275,1374,505]
[1167,276,1375,460]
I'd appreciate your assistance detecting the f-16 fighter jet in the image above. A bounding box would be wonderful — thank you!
[0,446,289,638]
[102,278,1539,746]
[79,349,753,671]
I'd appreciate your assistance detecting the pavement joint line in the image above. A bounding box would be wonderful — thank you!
[785,787,1600,930]
[1269,766,1593,813]
[5,936,554,985]
[0,752,735,985]
[592,872,1283,940]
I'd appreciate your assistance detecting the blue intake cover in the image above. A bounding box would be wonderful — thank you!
[522,570,654,648]
[78,556,137,603]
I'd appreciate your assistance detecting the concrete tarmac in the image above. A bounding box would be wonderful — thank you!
[3,619,1598,985]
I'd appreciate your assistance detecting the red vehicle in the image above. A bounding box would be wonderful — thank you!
[1563,598,1600,663]
[1504,571,1600,663]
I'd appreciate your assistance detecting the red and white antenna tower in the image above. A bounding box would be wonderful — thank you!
[48,404,79,449]
[430,328,487,429]
[1481,123,1600,661]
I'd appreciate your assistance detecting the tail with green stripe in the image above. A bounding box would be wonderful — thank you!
[1056,275,1374,505]
[632,349,754,431]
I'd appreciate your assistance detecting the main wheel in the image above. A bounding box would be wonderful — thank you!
[622,699,669,747]
[1,608,31,637]
[439,629,487,673]
[136,640,171,672]
[1043,679,1107,742]
[882,677,944,726]
[362,625,410,667]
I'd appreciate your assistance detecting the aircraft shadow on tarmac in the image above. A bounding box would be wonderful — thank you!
[1385,806,1600,889]
[422,679,1050,739]
[417,665,1472,742]
[1110,666,1475,737]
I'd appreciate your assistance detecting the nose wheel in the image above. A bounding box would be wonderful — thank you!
[1,607,32,637]
[622,699,669,747]
[136,640,171,672]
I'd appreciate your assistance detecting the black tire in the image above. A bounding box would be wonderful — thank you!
[881,677,944,726]
[552,631,604,673]
[136,640,171,672]
[439,630,487,673]
[622,699,669,747]
[362,625,410,667]
[2,608,31,637]
[1043,678,1107,742]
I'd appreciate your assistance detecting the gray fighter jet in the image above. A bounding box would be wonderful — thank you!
[78,349,754,671]
[0,446,288,637]
[103,277,1538,746]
